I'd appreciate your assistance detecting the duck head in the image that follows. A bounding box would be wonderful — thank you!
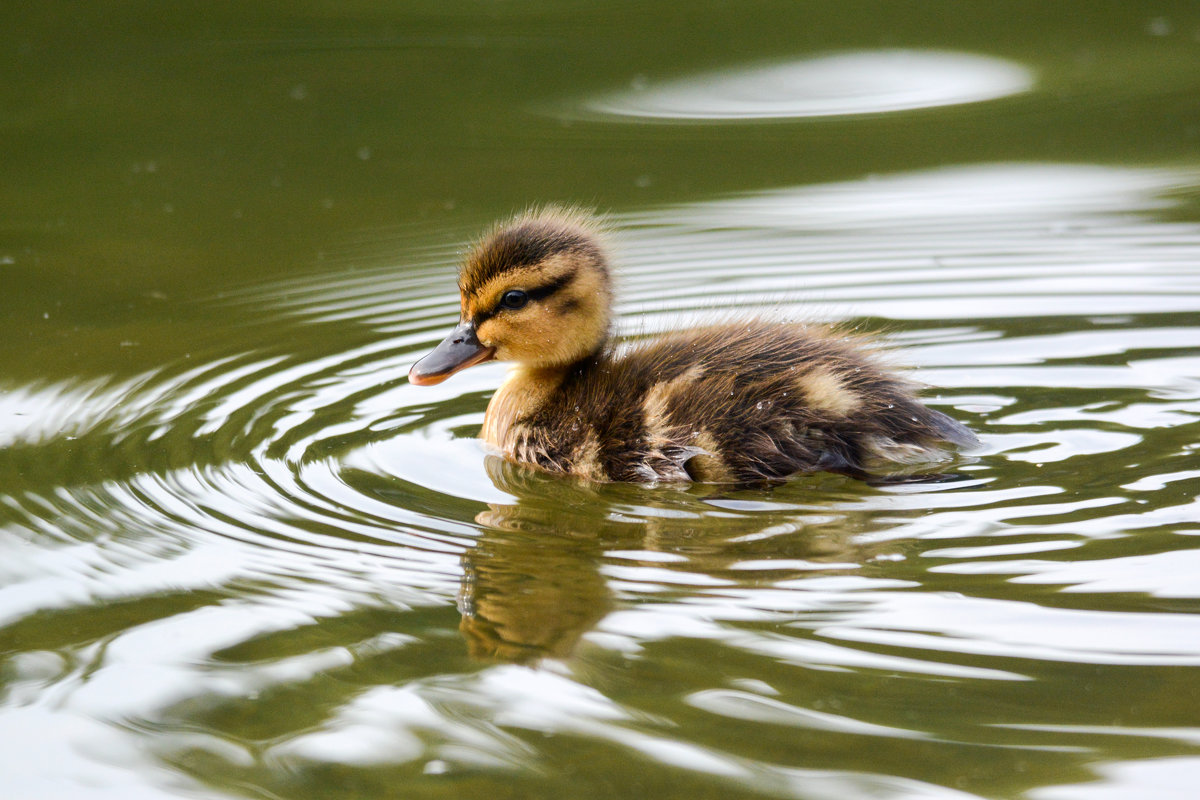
[409,209,613,385]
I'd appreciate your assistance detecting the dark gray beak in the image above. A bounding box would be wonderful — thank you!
[409,321,496,386]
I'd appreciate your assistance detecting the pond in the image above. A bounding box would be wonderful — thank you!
[2,3,1200,799]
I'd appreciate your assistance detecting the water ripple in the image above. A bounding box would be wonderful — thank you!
[576,50,1034,121]
[2,160,1199,799]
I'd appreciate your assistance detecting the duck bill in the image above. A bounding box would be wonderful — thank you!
[409,321,496,386]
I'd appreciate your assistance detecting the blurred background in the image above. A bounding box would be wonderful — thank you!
[5,1,1199,373]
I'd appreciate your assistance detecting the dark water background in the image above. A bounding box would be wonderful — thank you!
[3,3,1200,798]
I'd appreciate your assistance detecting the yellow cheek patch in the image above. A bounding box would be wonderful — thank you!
[474,317,507,348]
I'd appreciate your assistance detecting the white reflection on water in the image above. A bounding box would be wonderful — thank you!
[616,163,1200,323]
[1031,757,1200,800]
[274,664,987,799]
[579,50,1033,121]
[820,592,1200,664]
[0,377,143,448]
[227,163,1200,328]
[0,707,200,800]
[937,548,1200,598]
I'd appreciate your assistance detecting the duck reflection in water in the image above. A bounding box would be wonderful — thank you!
[458,455,928,665]
[457,457,612,665]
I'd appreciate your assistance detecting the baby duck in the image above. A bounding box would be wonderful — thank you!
[410,209,977,484]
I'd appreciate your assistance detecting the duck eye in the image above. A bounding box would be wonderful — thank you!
[500,289,529,310]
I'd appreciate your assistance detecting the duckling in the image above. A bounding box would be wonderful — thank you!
[409,208,978,484]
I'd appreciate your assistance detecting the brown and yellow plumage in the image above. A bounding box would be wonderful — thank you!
[410,208,978,484]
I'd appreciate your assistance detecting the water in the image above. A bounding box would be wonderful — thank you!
[3,3,1200,799]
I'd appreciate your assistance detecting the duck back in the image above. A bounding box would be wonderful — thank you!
[484,319,977,484]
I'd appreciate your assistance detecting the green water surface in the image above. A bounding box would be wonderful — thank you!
[3,3,1200,799]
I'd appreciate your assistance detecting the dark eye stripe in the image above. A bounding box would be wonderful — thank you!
[525,269,576,302]
[471,269,578,325]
